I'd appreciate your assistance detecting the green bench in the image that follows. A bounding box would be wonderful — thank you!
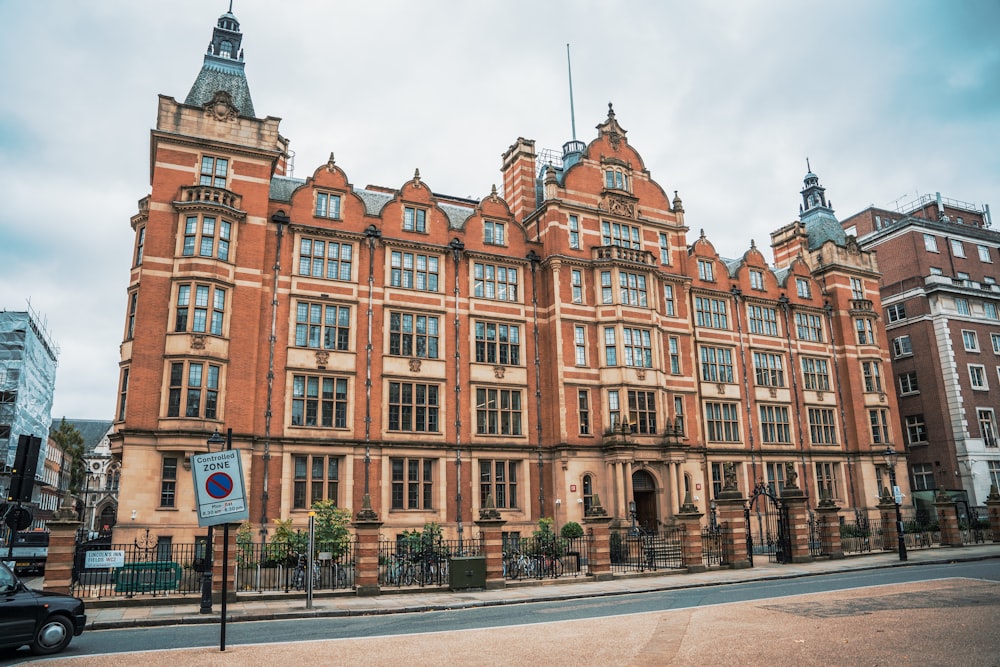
[114,561,182,593]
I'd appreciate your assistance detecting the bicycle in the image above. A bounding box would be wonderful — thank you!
[506,551,536,579]
[383,554,414,586]
[292,554,320,591]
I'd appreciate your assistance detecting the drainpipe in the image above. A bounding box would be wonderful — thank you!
[261,212,289,539]
[779,294,812,502]
[362,225,382,506]
[449,238,465,549]
[528,250,544,517]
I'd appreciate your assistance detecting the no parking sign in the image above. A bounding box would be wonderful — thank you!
[191,449,249,526]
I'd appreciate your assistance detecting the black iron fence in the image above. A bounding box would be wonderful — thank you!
[379,537,483,588]
[840,516,883,555]
[71,542,204,599]
[701,526,728,567]
[502,535,590,581]
[808,516,823,558]
[610,527,684,573]
[233,540,356,593]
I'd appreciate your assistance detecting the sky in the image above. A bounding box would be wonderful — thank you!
[0,0,998,420]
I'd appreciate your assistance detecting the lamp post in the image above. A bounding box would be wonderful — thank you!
[200,429,227,614]
[881,445,907,562]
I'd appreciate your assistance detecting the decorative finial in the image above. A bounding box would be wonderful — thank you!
[413,168,421,187]
[750,238,757,250]
[229,0,234,13]
[326,152,336,171]
[699,228,706,239]
[607,101,615,118]
[490,184,499,201]
[806,157,812,173]
[672,190,684,213]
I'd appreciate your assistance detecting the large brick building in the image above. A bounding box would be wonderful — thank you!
[843,194,1000,513]
[111,8,906,547]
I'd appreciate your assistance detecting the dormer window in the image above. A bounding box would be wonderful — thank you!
[604,168,630,192]
[403,206,427,233]
[200,156,228,188]
[315,192,341,219]
[484,220,505,246]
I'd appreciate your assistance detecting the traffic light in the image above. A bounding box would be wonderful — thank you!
[7,434,41,503]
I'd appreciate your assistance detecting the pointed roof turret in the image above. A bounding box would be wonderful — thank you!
[798,160,846,250]
[184,5,256,118]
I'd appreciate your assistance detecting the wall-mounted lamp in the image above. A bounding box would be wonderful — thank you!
[131,509,137,521]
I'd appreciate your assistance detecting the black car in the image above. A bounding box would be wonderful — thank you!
[0,560,86,655]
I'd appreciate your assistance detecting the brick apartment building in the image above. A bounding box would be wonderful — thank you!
[111,8,906,547]
[843,194,1000,514]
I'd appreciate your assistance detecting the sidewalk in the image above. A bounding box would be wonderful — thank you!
[81,543,1000,630]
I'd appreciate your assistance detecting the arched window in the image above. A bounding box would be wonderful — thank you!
[582,474,594,514]
[219,40,233,58]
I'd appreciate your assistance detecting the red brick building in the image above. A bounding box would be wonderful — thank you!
[111,9,905,547]
[843,194,1000,514]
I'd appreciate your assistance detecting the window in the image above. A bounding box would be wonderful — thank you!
[983,245,995,263]
[700,346,734,383]
[705,402,740,442]
[574,326,587,366]
[292,455,340,509]
[473,262,517,301]
[475,321,520,365]
[388,382,440,432]
[480,460,518,509]
[957,271,971,284]
[905,414,927,445]
[582,474,594,514]
[697,259,715,282]
[569,215,580,250]
[663,284,675,316]
[923,234,938,253]
[601,221,641,249]
[951,239,965,257]
[956,298,971,315]
[118,367,129,421]
[990,461,1000,489]
[134,226,145,266]
[963,330,980,351]
[622,327,653,367]
[658,233,670,264]
[765,462,786,496]
[795,313,824,342]
[476,387,523,435]
[753,351,785,387]
[618,272,648,306]
[571,270,583,303]
[291,375,348,428]
[695,297,729,329]
[750,270,765,290]
[126,291,138,340]
[801,357,831,391]
[869,408,890,444]
[668,336,681,375]
[747,305,779,336]
[929,266,944,276]
[796,278,811,298]
[986,303,999,321]
[815,462,839,501]
[711,463,723,499]
[893,335,913,357]
[182,215,231,260]
[969,364,988,390]
[608,390,622,429]
[987,276,998,285]
[850,277,865,300]
[391,458,434,510]
[604,168,630,191]
[898,371,919,394]
[578,390,590,435]
[389,312,439,358]
[160,457,177,508]
[295,302,350,350]
[855,318,875,345]
[393,251,440,292]
[403,206,427,233]
[315,192,342,219]
[808,408,837,445]
[604,327,617,366]
[759,405,791,444]
[862,361,883,393]
[167,361,220,419]
[199,155,228,188]
[628,390,657,434]
[885,303,906,322]
[600,271,613,304]
[911,463,935,491]
[299,238,353,281]
[484,220,505,245]
[673,396,685,435]
[992,333,1000,354]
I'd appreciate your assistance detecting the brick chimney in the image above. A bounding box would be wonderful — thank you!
[501,137,537,222]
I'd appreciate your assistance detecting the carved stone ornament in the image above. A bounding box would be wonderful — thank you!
[817,391,825,402]
[605,195,636,218]
[191,334,206,350]
[879,392,887,403]
[722,462,738,491]
[635,368,646,381]
[768,387,778,399]
[204,90,239,121]
[716,383,726,395]
[409,358,422,373]
[784,462,799,489]
[493,365,506,379]
[315,350,330,367]
[609,132,622,151]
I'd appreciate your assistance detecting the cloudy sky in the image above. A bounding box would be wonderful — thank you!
[1,0,997,420]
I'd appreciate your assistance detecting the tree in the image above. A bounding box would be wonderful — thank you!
[311,499,352,559]
[51,418,85,495]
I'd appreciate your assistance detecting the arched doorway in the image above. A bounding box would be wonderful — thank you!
[98,503,118,532]
[631,470,658,533]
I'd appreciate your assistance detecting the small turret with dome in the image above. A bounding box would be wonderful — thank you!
[184,1,256,118]
[798,159,846,250]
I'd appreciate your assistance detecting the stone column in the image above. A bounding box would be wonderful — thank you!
[815,500,844,559]
[475,497,507,590]
[934,491,962,548]
[675,494,706,573]
[877,492,900,553]
[986,485,1000,543]
[43,496,81,595]
[582,493,613,581]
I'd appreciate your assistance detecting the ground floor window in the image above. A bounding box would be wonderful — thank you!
[391,458,434,510]
[293,454,340,509]
[480,460,518,509]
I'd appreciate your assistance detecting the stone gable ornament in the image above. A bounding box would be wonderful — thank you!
[204,90,239,121]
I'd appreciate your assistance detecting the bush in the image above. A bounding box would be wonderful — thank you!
[560,521,584,539]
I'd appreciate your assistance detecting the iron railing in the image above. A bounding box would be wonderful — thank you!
[610,527,684,573]
[71,542,204,599]
[503,535,591,580]
[840,517,883,555]
[379,537,483,588]
[233,540,356,593]
[701,526,729,567]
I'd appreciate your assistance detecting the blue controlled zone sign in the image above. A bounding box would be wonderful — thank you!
[191,449,249,527]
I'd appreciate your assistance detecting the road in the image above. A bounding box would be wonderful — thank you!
[5,560,1000,666]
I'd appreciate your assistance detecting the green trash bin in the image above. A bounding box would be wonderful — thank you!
[449,556,486,590]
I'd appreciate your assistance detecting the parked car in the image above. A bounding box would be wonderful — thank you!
[0,560,86,655]
[2,531,49,575]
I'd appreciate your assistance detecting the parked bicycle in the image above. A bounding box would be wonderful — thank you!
[292,553,320,591]
[383,554,415,586]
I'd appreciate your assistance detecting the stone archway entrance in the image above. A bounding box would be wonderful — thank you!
[632,470,658,533]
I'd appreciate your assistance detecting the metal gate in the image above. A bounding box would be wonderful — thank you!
[745,482,791,565]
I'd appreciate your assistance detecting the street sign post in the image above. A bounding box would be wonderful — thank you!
[191,449,249,527]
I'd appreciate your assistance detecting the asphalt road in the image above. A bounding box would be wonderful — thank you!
[6,560,1000,666]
